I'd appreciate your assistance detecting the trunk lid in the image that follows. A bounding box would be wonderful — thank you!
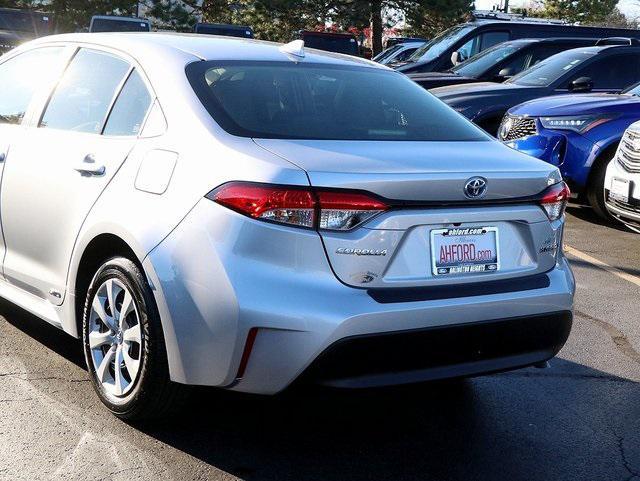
[254,139,555,201]
[254,139,561,290]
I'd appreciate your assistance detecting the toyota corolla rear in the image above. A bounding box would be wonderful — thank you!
[145,53,575,394]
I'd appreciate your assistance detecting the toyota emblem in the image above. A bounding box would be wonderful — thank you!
[464,177,488,199]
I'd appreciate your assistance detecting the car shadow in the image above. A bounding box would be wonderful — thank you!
[0,300,86,370]
[566,204,629,231]
[132,361,640,481]
[2,299,639,481]
[568,256,640,278]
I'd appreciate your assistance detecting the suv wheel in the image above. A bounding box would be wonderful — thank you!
[82,257,184,420]
[587,161,614,221]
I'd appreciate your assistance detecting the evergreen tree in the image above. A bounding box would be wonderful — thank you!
[404,0,474,38]
[542,0,618,24]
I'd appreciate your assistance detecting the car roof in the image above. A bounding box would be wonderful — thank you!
[25,32,381,68]
[573,44,638,54]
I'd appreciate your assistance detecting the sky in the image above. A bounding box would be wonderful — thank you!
[475,0,640,19]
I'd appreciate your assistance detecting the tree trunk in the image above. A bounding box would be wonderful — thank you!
[370,0,383,56]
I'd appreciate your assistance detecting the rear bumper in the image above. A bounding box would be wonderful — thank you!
[144,199,575,395]
[297,311,572,389]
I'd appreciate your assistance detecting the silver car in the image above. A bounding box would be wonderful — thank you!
[0,33,575,419]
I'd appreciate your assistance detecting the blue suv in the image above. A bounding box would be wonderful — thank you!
[498,82,640,219]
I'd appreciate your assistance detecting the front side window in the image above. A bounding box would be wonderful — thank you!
[187,61,487,141]
[507,48,597,87]
[0,47,63,125]
[103,70,152,136]
[457,35,481,62]
[570,54,640,90]
[452,42,522,77]
[40,49,130,133]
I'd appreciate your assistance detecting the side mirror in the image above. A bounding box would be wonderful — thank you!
[451,51,460,66]
[494,67,514,82]
[569,76,594,93]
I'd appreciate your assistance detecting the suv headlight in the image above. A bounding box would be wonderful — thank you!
[539,115,615,133]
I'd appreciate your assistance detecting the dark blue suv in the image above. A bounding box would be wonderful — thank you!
[499,83,640,219]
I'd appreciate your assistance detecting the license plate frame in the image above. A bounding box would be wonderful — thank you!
[430,226,500,277]
[610,177,632,203]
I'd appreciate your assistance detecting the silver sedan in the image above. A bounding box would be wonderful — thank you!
[0,33,574,419]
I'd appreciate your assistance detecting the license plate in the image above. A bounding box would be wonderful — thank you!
[610,177,631,203]
[430,227,500,276]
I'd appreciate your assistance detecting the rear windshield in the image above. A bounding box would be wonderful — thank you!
[90,18,150,33]
[507,48,597,87]
[187,61,487,141]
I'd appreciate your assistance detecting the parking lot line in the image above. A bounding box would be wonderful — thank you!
[565,245,640,287]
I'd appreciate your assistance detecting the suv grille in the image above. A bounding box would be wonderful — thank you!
[618,129,640,173]
[498,116,538,141]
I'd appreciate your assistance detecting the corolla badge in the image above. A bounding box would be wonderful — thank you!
[464,177,488,199]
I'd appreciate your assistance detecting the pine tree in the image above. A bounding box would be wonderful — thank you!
[404,0,474,39]
[542,0,618,24]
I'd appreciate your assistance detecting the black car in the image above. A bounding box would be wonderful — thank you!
[89,15,151,33]
[296,31,360,56]
[395,10,640,74]
[194,23,254,38]
[409,37,597,90]
[0,7,52,54]
[433,43,640,135]
[385,37,427,48]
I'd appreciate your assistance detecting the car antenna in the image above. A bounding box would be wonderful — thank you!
[279,39,305,60]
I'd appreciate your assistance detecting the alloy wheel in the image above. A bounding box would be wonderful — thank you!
[88,278,143,397]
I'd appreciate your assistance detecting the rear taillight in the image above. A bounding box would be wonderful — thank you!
[539,182,570,221]
[207,182,388,231]
[317,191,388,230]
[208,183,316,228]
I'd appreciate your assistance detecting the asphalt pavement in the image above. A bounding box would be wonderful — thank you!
[0,205,639,481]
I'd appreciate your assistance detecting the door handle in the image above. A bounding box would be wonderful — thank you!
[74,154,105,176]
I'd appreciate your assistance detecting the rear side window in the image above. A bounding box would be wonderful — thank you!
[103,70,152,136]
[40,49,130,133]
[187,61,487,141]
[0,47,63,125]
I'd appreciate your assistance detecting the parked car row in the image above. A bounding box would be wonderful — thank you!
[389,11,640,74]
[392,17,640,232]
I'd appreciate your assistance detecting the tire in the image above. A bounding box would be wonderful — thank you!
[82,257,185,420]
[586,160,614,221]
